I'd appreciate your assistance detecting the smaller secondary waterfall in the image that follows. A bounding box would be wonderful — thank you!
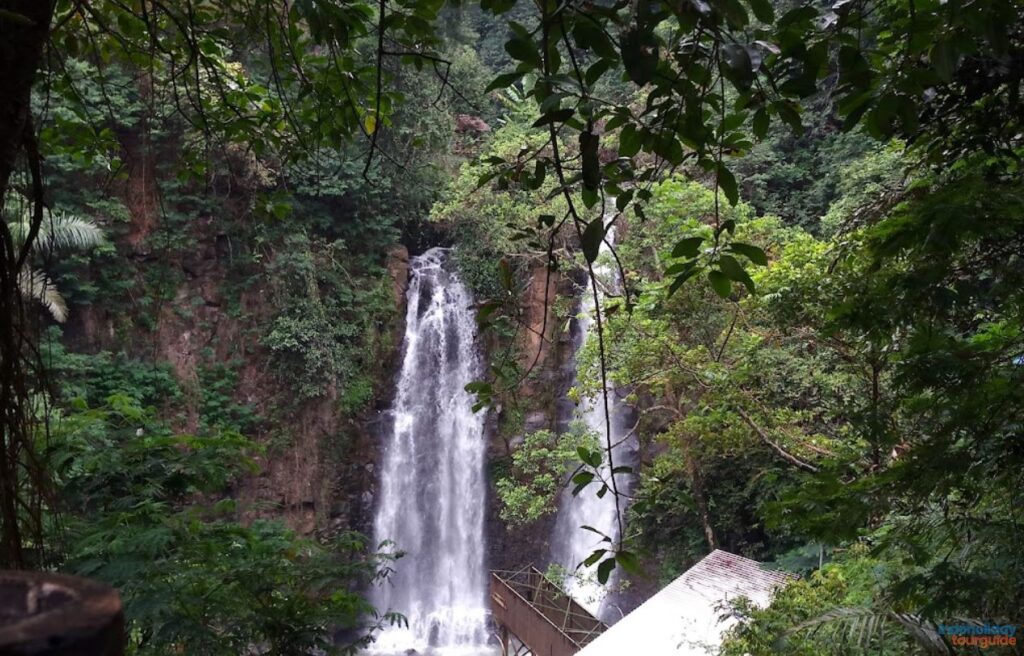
[371,248,491,655]
[551,227,637,622]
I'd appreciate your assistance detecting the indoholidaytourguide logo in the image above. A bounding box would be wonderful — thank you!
[938,623,1018,649]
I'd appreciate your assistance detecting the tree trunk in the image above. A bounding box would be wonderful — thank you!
[0,1,56,569]
[682,434,717,550]
[0,2,54,202]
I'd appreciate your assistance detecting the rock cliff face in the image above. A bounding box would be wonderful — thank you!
[354,245,411,536]
[67,132,587,574]
[509,263,582,441]
[65,137,412,538]
[484,263,583,573]
[70,233,410,536]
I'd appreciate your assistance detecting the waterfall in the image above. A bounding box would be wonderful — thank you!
[551,227,637,622]
[370,248,491,655]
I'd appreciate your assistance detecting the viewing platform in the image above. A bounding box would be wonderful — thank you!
[490,551,793,656]
[489,567,607,656]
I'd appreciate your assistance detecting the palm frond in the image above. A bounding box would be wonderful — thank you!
[41,212,106,252]
[783,606,953,655]
[5,214,30,249]
[18,267,68,323]
[891,613,956,655]
[6,209,106,254]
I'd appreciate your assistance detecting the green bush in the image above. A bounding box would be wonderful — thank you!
[52,394,397,655]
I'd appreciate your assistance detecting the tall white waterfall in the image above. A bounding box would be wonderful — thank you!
[370,248,491,655]
[551,228,637,622]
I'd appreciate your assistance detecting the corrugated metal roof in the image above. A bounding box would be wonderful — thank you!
[574,550,793,656]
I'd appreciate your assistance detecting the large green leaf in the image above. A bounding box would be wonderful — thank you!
[581,217,605,264]
[620,27,658,85]
[708,269,732,298]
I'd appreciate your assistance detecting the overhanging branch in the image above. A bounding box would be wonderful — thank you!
[736,406,820,474]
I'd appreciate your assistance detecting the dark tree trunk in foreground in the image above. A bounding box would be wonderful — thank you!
[0,1,57,569]
[0,2,53,199]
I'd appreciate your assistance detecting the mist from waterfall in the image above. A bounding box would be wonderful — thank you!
[551,227,637,623]
[370,248,492,655]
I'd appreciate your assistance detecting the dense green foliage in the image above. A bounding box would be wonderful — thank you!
[41,335,401,654]
[3,0,477,646]
[573,157,1023,646]
[721,545,923,655]
[495,422,598,525]
[0,0,1021,652]
[54,399,385,655]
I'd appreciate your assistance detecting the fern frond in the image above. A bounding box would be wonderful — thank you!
[41,212,106,252]
[5,215,30,247]
[42,212,105,253]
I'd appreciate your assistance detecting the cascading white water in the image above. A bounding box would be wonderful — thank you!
[370,248,491,655]
[551,227,637,622]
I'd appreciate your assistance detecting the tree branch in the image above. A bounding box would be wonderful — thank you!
[736,406,820,473]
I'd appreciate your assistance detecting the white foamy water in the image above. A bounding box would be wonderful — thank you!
[369,248,495,656]
[551,227,638,622]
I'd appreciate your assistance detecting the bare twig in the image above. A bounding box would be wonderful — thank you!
[736,406,820,473]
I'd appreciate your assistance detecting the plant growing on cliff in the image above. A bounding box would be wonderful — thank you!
[430,113,568,300]
[263,233,395,401]
[496,423,598,526]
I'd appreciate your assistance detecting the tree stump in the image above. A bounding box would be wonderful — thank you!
[0,571,123,656]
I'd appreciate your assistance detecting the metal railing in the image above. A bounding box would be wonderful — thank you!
[490,566,607,656]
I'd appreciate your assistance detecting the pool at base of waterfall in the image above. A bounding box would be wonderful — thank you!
[363,613,500,656]
[364,636,500,656]
[365,648,500,656]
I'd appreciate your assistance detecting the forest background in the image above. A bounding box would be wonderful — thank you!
[0,0,1021,654]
